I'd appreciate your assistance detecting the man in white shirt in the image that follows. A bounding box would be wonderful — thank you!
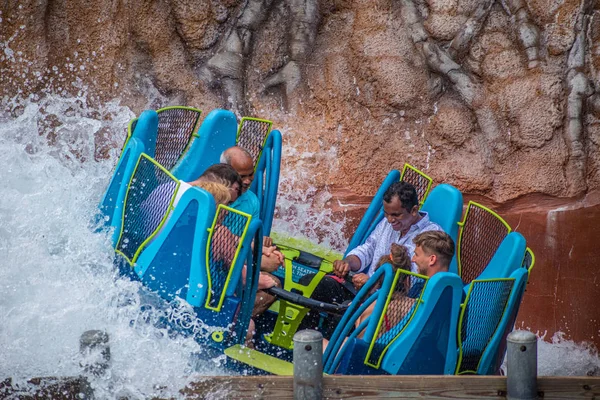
[301,181,442,334]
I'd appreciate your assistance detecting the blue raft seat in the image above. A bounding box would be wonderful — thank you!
[102,139,264,349]
[324,266,464,375]
[454,231,528,375]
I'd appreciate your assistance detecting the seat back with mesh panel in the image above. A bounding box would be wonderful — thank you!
[99,107,200,233]
[324,269,463,375]
[236,117,273,168]
[457,202,511,285]
[324,264,396,372]
[365,270,428,369]
[113,107,201,173]
[205,205,252,312]
[114,154,180,265]
[154,106,202,171]
[400,164,433,206]
[456,278,514,374]
[455,267,528,375]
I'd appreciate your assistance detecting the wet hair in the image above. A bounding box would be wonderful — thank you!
[193,181,231,205]
[413,230,455,269]
[199,163,242,197]
[383,181,419,212]
[367,244,413,295]
[375,243,412,273]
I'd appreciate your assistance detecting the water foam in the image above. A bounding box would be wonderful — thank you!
[0,94,216,399]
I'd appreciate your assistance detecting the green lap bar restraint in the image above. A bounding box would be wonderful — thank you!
[264,232,343,350]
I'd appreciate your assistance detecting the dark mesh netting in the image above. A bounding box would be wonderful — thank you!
[129,118,138,137]
[456,279,514,374]
[400,167,431,206]
[154,107,201,170]
[116,155,178,263]
[206,207,249,308]
[458,204,510,284]
[366,271,427,366]
[522,248,534,271]
[236,118,271,166]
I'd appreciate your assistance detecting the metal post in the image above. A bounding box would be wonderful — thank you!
[293,329,323,400]
[507,330,538,400]
[80,330,111,377]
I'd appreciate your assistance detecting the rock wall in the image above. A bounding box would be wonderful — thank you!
[2,0,599,350]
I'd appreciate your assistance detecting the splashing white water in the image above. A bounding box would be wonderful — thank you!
[538,332,599,376]
[0,92,598,400]
[0,94,222,399]
[272,124,349,252]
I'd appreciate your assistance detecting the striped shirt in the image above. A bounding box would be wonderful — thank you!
[347,212,442,276]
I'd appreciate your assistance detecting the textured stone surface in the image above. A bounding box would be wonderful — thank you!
[2,0,600,347]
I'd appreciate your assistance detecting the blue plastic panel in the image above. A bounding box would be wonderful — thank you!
[172,109,238,182]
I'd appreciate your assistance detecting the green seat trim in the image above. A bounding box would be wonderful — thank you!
[523,247,535,279]
[224,345,294,376]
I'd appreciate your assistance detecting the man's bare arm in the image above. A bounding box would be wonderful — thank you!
[333,255,362,277]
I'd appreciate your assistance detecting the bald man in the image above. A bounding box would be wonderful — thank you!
[220,146,260,223]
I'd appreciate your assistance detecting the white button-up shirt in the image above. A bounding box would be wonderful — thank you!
[347,212,441,276]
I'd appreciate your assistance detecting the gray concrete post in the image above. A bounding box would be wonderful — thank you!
[80,330,111,376]
[293,329,323,400]
[507,330,538,400]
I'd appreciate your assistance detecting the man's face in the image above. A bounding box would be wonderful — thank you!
[383,196,418,233]
[231,157,254,192]
[412,245,432,275]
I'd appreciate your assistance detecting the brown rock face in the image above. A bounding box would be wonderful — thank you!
[2,0,600,349]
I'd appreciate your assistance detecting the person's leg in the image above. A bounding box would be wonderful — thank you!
[297,275,355,336]
[246,318,256,348]
[252,272,281,319]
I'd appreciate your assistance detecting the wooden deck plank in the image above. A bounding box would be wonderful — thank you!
[3,375,599,399]
[181,375,600,399]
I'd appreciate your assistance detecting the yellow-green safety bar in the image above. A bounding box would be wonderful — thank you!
[263,246,334,349]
